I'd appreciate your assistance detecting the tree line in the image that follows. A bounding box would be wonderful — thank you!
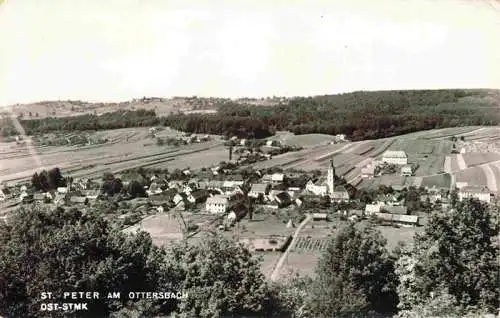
[3,90,499,141]
[0,197,498,317]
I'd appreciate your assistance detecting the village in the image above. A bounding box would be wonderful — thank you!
[1,133,497,272]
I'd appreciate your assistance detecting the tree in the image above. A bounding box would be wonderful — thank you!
[0,206,174,317]
[47,167,66,190]
[396,198,499,313]
[163,234,273,318]
[307,224,398,317]
[128,180,147,198]
[102,178,123,196]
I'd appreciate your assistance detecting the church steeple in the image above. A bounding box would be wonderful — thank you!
[327,158,335,195]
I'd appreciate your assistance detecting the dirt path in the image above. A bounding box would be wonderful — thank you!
[444,156,452,173]
[456,154,468,170]
[481,164,498,192]
[269,214,312,282]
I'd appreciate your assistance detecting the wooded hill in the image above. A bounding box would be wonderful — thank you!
[2,89,498,141]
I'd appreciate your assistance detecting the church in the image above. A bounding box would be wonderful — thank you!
[305,159,350,202]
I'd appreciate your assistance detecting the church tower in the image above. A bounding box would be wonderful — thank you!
[327,159,335,195]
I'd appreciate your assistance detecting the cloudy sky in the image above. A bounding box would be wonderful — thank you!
[0,0,499,106]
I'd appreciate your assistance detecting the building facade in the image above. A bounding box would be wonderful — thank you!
[205,195,229,213]
[382,150,408,165]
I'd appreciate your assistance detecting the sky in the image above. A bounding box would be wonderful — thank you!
[0,0,499,106]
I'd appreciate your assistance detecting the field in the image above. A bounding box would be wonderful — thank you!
[0,128,228,184]
[2,125,500,196]
[273,219,423,280]
[419,173,452,190]
[455,167,488,187]
[462,152,500,167]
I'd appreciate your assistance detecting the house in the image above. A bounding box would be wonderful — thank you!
[331,186,350,202]
[70,196,88,205]
[458,186,492,203]
[380,205,408,215]
[265,140,280,147]
[85,190,100,201]
[376,213,419,227]
[401,165,413,176]
[173,193,187,206]
[361,165,375,178]
[199,180,224,192]
[0,188,6,201]
[188,190,209,204]
[57,187,68,194]
[205,195,229,214]
[295,198,303,207]
[365,204,381,215]
[312,213,328,221]
[168,180,185,191]
[249,183,270,198]
[147,182,163,196]
[274,192,292,208]
[262,173,285,184]
[150,189,177,206]
[305,179,328,196]
[21,193,34,204]
[382,150,408,165]
[53,193,67,205]
[240,139,247,146]
[33,193,46,202]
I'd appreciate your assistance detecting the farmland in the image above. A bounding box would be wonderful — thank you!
[0,127,227,184]
[273,219,423,280]
[455,167,488,187]
[2,125,500,196]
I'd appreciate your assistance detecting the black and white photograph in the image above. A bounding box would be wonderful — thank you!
[0,0,499,317]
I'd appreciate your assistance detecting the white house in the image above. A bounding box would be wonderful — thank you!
[382,150,408,165]
[0,189,6,201]
[365,204,381,215]
[458,186,492,203]
[262,173,284,184]
[57,187,68,194]
[205,195,229,214]
[249,183,270,198]
[361,165,375,178]
[305,180,328,196]
[400,165,413,176]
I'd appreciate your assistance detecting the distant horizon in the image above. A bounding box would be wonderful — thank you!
[2,87,499,108]
[1,0,499,108]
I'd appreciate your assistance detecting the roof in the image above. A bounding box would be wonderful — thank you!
[401,165,413,171]
[250,183,269,193]
[206,195,229,205]
[190,189,209,199]
[33,193,46,200]
[70,196,88,203]
[376,213,418,224]
[275,191,291,202]
[380,205,408,214]
[392,214,419,223]
[382,150,408,159]
[312,213,328,219]
[271,173,284,181]
[365,204,381,212]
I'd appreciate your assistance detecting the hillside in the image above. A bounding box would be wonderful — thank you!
[1,89,499,141]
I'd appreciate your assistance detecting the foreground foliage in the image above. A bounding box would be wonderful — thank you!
[0,206,274,317]
[396,198,499,315]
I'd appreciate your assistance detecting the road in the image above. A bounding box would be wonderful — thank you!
[269,213,312,282]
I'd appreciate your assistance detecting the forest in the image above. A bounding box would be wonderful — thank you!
[2,89,499,141]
